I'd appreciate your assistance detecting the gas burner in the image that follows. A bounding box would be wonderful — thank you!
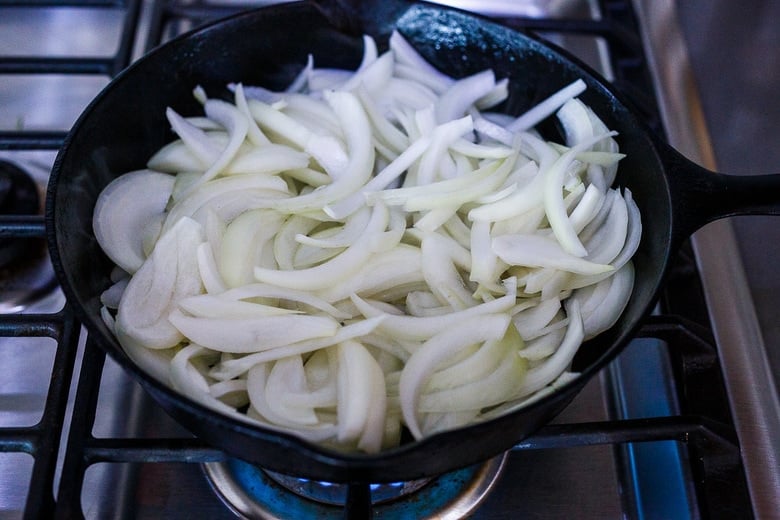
[203,453,507,519]
[0,159,57,313]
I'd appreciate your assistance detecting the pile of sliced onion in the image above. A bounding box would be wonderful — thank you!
[94,31,641,453]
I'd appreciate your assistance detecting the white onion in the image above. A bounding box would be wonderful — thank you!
[94,30,641,453]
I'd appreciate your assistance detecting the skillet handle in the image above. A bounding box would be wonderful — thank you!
[663,142,780,246]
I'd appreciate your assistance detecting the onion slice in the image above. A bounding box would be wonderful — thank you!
[93,170,175,274]
[94,32,641,453]
[399,314,511,439]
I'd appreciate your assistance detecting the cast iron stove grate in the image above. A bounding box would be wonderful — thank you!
[0,1,751,518]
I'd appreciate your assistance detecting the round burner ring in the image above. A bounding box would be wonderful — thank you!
[203,452,507,519]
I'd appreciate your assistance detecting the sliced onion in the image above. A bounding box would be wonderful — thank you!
[492,233,613,275]
[95,32,641,453]
[253,202,390,291]
[93,169,175,274]
[507,79,586,132]
[513,299,583,399]
[115,217,204,349]
[352,277,517,341]
[399,314,511,439]
[168,310,339,354]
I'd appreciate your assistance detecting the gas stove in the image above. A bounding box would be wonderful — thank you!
[1,1,777,518]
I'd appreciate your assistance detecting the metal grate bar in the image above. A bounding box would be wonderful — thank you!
[0,215,47,238]
[0,428,39,453]
[494,16,641,51]
[0,307,81,520]
[0,1,141,77]
[55,336,105,519]
[0,57,115,75]
[162,3,251,22]
[62,415,737,466]
[113,0,143,72]
[87,438,226,464]
[0,0,124,6]
[0,132,66,150]
[0,312,60,337]
[24,307,81,520]
[515,415,738,450]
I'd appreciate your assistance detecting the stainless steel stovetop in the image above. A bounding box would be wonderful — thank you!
[1,1,778,518]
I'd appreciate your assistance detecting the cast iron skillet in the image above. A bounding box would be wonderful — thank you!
[46,0,780,483]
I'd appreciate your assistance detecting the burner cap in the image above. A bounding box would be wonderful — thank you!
[0,159,40,268]
[0,159,57,313]
[0,160,38,212]
[203,453,507,519]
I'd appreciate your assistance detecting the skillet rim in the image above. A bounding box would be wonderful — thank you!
[45,0,674,481]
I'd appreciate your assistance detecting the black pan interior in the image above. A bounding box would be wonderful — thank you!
[46,2,674,482]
